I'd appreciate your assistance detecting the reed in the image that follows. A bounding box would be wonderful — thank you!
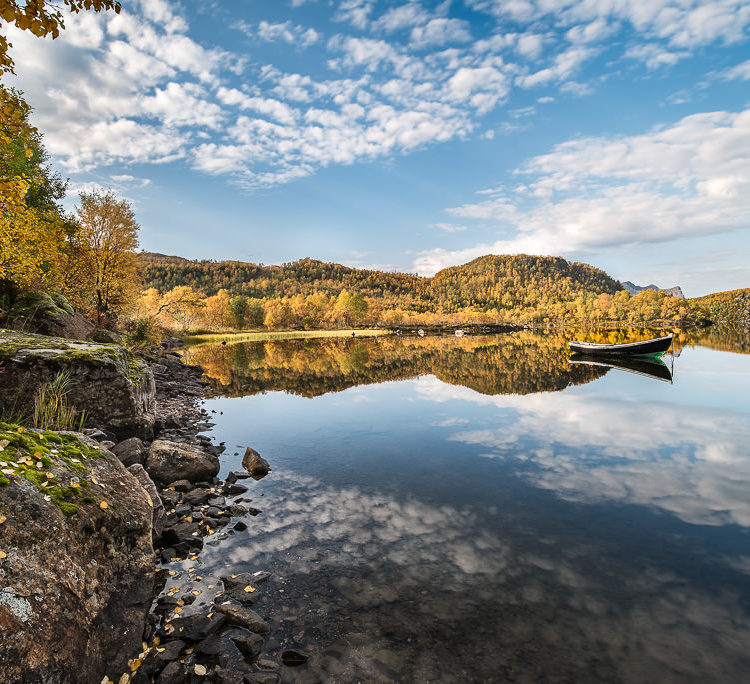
[32,370,86,431]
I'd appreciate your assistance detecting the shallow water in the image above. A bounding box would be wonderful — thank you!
[184,330,750,683]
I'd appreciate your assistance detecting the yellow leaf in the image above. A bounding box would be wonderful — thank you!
[100,501,108,509]
[176,600,184,606]
[129,659,142,672]
[0,515,6,524]
[243,585,256,593]
[153,637,161,646]
[0,550,7,559]
[17,427,24,433]
[45,473,54,479]
[174,606,182,614]
[192,590,201,596]
[194,664,207,676]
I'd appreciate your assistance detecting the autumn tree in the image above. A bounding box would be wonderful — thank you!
[0,88,71,306]
[230,295,249,329]
[74,190,141,326]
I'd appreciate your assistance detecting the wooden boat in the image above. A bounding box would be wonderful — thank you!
[568,334,673,357]
[569,354,673,383]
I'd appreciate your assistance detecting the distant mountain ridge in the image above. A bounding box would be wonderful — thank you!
[622,281,685,299]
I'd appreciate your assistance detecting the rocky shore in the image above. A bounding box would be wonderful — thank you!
[0,331,302,683]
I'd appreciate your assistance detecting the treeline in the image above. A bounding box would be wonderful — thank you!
[140,253,710,330]
[689,288,750,325]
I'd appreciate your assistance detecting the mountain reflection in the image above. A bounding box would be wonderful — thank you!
[183,331,610,397]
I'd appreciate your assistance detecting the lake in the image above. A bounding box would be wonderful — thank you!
[181,329,750,683]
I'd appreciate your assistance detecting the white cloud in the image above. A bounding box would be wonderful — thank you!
[429,223,468,232]
[413,107,750,275]
[234,19,320,47]
[719,59,750,81]
[625,43,688,69]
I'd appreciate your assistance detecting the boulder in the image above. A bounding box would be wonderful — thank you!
[146,440,219,486]
[0,428,155,683]
[112,436,147,467]
[214,603,270,634]
[242,447,270,478]
[0,329,155,439]
[128,463,167,540]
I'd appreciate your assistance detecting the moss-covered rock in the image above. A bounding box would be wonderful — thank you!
[0,329,155,439]
[0,427,155,683]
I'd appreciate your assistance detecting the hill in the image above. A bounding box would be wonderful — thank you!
[138,252,705,327]
[690,288,750,325]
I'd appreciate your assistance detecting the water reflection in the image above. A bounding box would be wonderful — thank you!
[193,330,750,682]
[569,353,673,383]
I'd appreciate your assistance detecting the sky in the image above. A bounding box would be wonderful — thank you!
[5,0,750,296]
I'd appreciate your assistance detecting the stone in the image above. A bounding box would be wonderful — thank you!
[229,505,248,516]
[185,489,212,506]
[0,430,155,683]
[0,330,155,439]
[281,650,309,667]
[168,479,194,492]
[241,447,270,478]
[224,483,249,496]
[233,521,248,532]
[231,631,264,661]
[128,463,167,540]
[160,520,203,549]
[214,603,270,634]
[157,661,187,683]
[220,574,263,606]
[146,440,219,486]
[167,611,227,642]
[112,437,147,467]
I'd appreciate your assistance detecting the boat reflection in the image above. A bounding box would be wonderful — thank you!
[569,353,673,383]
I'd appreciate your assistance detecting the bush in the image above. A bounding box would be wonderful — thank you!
[125,316,161,349]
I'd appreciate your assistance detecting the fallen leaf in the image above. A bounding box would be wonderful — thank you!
[192,590,201,596]
[184,646,194,654]
[100,501,108,509]
[244,586,256,593]
[176,600,184,606]
[194,664,207,676]
[0,551,7,559]
[118,673,130,684]
[153,637,161,646]
[0,516,6,524]
[156,647,165,653]
[129,658,142,672]
[45,473,54,480]
[173,607,182,614]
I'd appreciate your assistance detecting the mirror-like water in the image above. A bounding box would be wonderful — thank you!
[182,330,750,683]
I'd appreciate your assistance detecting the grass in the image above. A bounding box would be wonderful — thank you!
[182,328,392,344]
[32,370,86,432]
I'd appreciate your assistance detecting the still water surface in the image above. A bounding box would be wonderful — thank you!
[183,330,750,683]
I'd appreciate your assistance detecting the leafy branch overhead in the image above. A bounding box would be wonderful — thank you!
[0,0,121,74]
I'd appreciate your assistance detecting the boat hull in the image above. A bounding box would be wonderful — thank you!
[568,334,673,357]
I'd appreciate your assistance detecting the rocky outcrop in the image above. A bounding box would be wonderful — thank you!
[0,428,155,683]
[145,439,219,486]
[4,292,96,340]
[622,281,685,299]
[0,329,155,439]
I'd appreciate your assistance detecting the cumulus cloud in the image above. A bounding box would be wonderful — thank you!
[413,107,750,275]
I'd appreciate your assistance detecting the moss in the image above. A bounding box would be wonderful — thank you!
[0,422,106,517]
[0,475,9,486]
[80,495,96,504]
[57,501,79,516]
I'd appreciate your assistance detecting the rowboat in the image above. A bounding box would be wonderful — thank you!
[569,354,673,383]
[568,334,673,357]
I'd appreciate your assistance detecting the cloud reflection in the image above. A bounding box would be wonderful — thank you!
[414,376,750,527]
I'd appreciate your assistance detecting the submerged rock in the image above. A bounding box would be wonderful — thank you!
[0,428,155,683]
[146,439,219,486]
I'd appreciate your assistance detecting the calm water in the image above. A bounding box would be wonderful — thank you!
[182,330,750,683]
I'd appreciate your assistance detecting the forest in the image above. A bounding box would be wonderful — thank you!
[137,252,711,332]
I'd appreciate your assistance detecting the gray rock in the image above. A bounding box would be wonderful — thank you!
[214,603,270,634]
[128,463,167,540]
[281,649,309,667]
[220,574,264,606]
[146,440,219,486]
[230,631,264,661]
[241,448,270,478]
[167,611,227,642]
[112,437,147,467]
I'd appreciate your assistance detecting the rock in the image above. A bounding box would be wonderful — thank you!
[241,447,270,478]
[229,505,248,516]
[168,479,194,492]
[184,488,212,506]
[256,658,279,670]
[0,329,155,439]
[231,631,264,661]
[214,603,270,634]
[157,661,187,683]
[225,471,252,485]
[0,429,155,683]
[233,521,248,532]
[167,611,227,642]
[112,437,147,467]
[89,327,122,344]
[281,649,309,667]
[85,428,110,442]
[146,440,219,486]
[160,520,203,549]
[128,463,167,540]
[6,292,94,340]
[160,490,181,507]
[220,574,264,606]
[224,483,249,496]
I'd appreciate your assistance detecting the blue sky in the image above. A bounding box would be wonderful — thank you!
[5,0,750,296]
